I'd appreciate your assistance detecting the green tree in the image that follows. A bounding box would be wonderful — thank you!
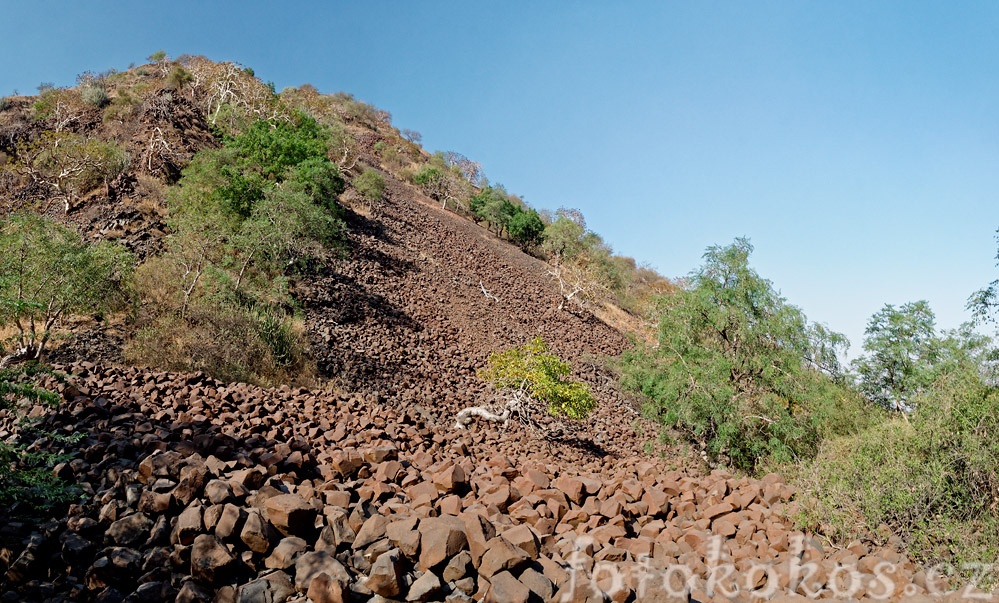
[541,209,588,261]
[853,301,939,413]
[0,214,134,367]
[165,65,194,91]
[130,117,344,384]
[3,132,130,211]
[618,238,853,470]
[968,228,999,326]
[508,208,545,248]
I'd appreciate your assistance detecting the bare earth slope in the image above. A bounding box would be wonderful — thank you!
[301,167,647,466]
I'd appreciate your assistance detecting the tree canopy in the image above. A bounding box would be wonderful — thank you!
[618,238,857,469]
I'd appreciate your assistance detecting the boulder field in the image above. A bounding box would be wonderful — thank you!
[2,363,991,602]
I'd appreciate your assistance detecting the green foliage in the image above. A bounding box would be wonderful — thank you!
[968,228,999,327]
[468,186,543,248]
[618,238,857,470]
[480,337,596,420]
[224,114,331,180]
[130,116,344,384]
[0,364,80,510]
[353,168,385,202]
[853,301,940,412]
[542,209,588,261]
[5,132,130,201]
[508,208,545,247]
[0,214,134,360]
[103,87,144,122]
[470,187,517,235]
[803,333,999,574]
[147,50,167,63]
[79,81,109,108]
[30,87,65,120]
[286,157,347,211]
[165,65,193,91]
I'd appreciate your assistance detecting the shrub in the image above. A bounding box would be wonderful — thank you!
[0,213,134,364]
[4,132,129,206]
[508,208,545,248]
[80,82,109,108]
[354,168,385,201]
[0,97,10,112]
[287,157,346,211]
[129,116,344,384]
[165,65,194,91]
[0,363,80,509]
[103,89,143,123]
[128,257,314,386]
[800,354,999,577]
[479,337,596,420]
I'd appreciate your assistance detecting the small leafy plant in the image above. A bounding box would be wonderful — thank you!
[455,337,595,435]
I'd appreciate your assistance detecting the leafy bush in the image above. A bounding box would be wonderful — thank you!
[852,301,941,412]
[0,96,11,112]
[508,208,545,247]
[354,168,385,201]
[128,257,314,385]
[1,363,80,509]
[480,337,596,420]
[617,239,861,470]
[801,344,999,575]
[413,162,470,210]
[4,132,129,205]
[542,209,589,261]
[0,213,134,363]
[165,65,193,91]
[128,116,344,384]
[103,88,143,123]
[79,82,109,108]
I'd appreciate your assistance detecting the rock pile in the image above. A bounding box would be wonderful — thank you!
[2,363,991,602]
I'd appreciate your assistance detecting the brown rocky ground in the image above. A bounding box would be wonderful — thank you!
[299,162,649,464]
[3,362,990,602]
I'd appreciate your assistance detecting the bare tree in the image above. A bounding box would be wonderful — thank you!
[444,151,483,184]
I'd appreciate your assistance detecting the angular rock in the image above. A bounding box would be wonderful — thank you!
[107,513,153,547]
[407,570,441,602]
[418,515,467,569]
[485,571,530,603]
[265,536,307,570]
[265,494,317,538]
[294,551,349,593]
[190,534,235,585]
[306,571,346,603]
[478,536,530,579]
[365,549,405,598]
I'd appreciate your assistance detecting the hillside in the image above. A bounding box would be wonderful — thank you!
[1,57,993,601]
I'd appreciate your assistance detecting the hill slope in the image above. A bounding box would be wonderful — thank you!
[1,58,985,601]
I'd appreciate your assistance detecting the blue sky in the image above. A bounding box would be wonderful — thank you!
[4,1,999,356]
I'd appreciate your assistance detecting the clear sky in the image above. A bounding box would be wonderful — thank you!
[4,1,999,356]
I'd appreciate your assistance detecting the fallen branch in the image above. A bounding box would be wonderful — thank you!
[479,280,500,302]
